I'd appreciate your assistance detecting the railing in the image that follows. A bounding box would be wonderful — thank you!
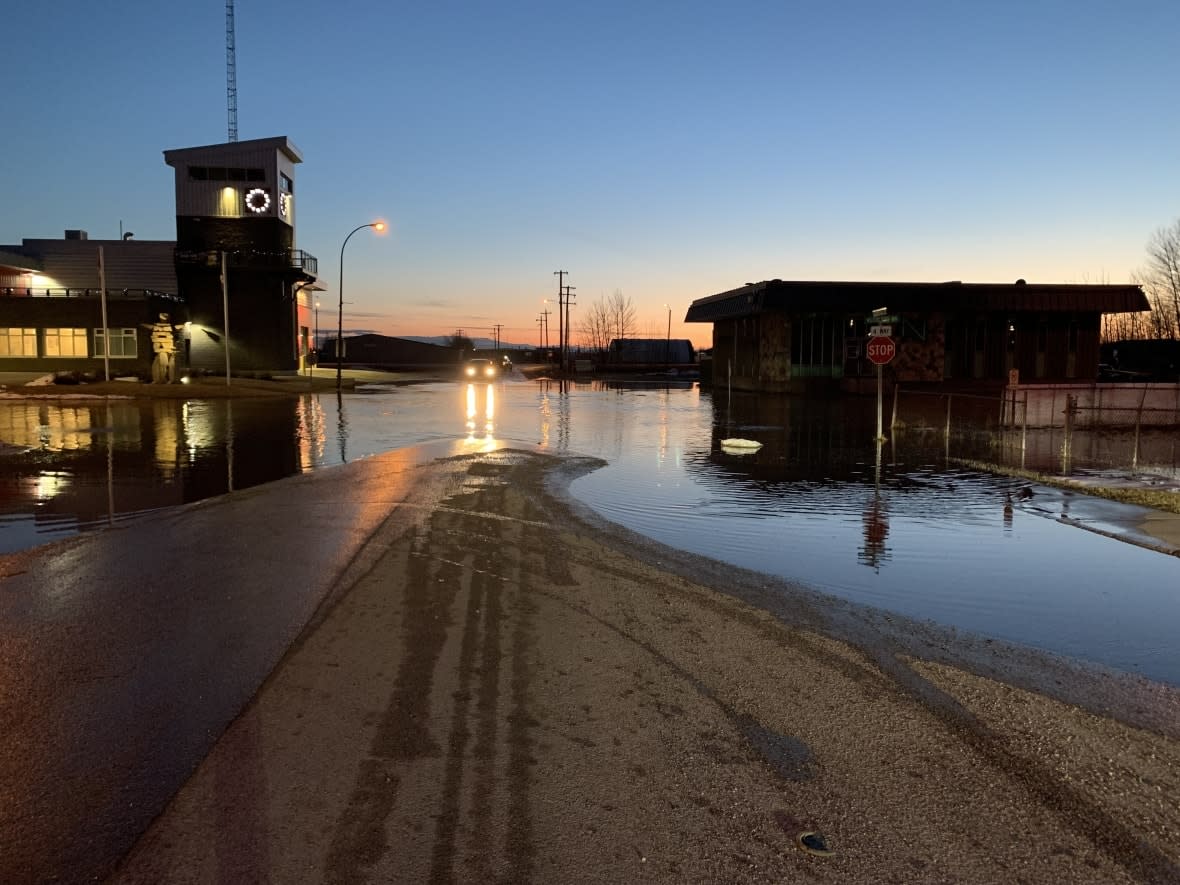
[175,249,318,274]
[0,287,182,301]
[889,385,1180,479]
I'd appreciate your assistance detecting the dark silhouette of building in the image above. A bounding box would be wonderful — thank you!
[686,279,1149,393]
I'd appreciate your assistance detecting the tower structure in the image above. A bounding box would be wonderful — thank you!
[226,0,238,142]
[163,136,317,372]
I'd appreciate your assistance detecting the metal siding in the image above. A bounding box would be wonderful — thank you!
[17,241,177,292]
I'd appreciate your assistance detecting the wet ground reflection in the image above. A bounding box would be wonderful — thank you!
[1,379,1177,685]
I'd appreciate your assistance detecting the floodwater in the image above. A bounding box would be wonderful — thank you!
[1,377,1178,685]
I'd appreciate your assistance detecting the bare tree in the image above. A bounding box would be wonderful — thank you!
[578,298,613,355]
[607,289,637,342]
[1142,218,1180,340]
[448,333,475,352]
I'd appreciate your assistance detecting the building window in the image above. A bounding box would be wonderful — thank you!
[280,173,293,193]
[94,328,138,358]
[0,328,37,357]
[44,328,88,357]
[190,165,266,182]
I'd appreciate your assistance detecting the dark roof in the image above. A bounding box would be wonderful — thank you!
[684,279,1149,323]
[163,135,303,166]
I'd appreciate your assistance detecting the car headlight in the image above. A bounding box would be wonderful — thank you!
[466,366,475,376]
[486,367,495,376]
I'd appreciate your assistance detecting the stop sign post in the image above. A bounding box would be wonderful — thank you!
[867,335,895,441]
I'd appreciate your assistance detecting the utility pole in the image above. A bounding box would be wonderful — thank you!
[537,315,544,351]
[563,285,576,369]
[493,323,503,356]
[540,309,551,355]
[553,270,567,370]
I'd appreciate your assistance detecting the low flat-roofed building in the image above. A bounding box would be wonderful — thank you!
[685,279,1150,393]
[0,232,183,376]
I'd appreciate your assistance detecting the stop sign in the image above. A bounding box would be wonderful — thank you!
[866,336,896,365]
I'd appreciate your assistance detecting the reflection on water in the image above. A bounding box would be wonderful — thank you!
[2,382,1179,685]
[464,383,496,450]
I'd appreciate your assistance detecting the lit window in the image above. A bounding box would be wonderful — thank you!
[44,328,88,357]
[0,328,37,357]
[95,328,138,358]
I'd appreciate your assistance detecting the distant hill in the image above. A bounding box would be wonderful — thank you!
[400,336,531,351]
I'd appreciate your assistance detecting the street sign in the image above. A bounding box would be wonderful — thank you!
[869,324,892,338]
[866,336,896,365]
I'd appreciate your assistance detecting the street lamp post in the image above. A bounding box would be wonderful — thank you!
[337,221,386,389]
[314,299,320,366]
[663,303,672,366]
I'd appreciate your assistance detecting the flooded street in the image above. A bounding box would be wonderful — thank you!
[2,376,1178,685]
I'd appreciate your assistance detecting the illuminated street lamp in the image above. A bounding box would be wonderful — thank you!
[337,221,386,389]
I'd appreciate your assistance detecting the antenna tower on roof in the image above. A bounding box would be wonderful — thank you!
[226,0,238,142]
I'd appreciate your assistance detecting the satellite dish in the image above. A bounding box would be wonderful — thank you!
[122,232,135,240]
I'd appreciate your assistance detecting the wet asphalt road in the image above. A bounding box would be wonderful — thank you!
[0,444,450,885]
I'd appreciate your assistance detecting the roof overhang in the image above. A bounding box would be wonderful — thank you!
[685,280,1150,323]
[0,250,43,274]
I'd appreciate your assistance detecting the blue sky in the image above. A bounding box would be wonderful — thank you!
[3,0,1178,347]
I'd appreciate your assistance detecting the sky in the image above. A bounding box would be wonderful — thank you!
[3,1,1179,349]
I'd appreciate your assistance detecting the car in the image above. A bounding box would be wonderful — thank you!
[463,358,497,380]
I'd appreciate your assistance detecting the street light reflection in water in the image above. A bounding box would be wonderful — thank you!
[1,382,1179,685]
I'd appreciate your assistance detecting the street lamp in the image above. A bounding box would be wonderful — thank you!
[337,221,386,389]
[663,303,672,366]
[314,299,320,364]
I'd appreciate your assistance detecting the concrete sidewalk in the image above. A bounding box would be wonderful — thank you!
[95,449,1179,884]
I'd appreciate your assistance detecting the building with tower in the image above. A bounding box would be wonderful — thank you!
[0,135,321,379]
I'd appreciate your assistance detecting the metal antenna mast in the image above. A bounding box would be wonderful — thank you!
[226,0,238,142]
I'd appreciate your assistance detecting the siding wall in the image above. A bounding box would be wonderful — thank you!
[0,240,177,292]
[170,143,296,230]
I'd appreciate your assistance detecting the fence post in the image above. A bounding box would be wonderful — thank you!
[891,385,899,431]
[1132,385,1147,471]
[944,393,952,462]
[1021,390,1028,469]
[1061,393,1076,475]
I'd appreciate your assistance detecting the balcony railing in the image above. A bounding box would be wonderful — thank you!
[175,249,318,274]
[1,287,183,301]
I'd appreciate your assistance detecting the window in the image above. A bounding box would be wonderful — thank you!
[190,165,265,182]
[0,328,36,357]
[44,328,88,357]
[94,328,138,358]
[280,173,293,193]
